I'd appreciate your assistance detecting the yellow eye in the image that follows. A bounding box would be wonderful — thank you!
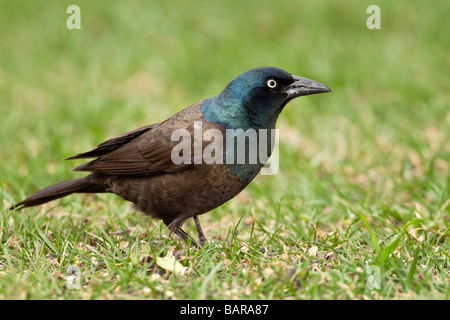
[266,79,277,89]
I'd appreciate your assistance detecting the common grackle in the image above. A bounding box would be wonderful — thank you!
[10,67,331,247]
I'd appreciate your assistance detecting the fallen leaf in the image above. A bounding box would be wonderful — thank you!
[156,254,189,275]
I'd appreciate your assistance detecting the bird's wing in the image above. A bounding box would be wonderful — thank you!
[67,101,220,176]
[66,124,157,160]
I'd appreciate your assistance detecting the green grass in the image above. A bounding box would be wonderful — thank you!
[0,0,449,299]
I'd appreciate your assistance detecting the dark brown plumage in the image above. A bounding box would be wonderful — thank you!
[11,102,242,246]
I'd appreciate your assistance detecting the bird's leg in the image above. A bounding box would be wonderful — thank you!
[193,216,207,247]
[174,228,199,248]
[166,218,201,248]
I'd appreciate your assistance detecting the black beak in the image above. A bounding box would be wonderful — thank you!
[286,75,331,99]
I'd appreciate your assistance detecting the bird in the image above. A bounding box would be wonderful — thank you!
[10,67,331,247]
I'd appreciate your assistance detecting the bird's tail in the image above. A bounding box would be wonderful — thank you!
[9,176,104,210]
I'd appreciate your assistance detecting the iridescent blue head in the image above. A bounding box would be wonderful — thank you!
[201,67,331,129]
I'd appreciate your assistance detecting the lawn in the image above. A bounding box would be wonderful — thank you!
[0,0,448,300]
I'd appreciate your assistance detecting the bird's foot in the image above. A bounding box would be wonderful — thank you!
[173,228,201,248]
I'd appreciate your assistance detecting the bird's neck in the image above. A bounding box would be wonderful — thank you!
[200,96,278,183]
[201,94,279,130]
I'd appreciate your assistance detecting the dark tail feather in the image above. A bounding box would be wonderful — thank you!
[9,176,104,210]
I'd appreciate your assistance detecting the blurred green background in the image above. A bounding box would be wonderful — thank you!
[1,0,448,190]
[0,0,448,299]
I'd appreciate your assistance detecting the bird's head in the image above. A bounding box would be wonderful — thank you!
[203,67,331,129]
